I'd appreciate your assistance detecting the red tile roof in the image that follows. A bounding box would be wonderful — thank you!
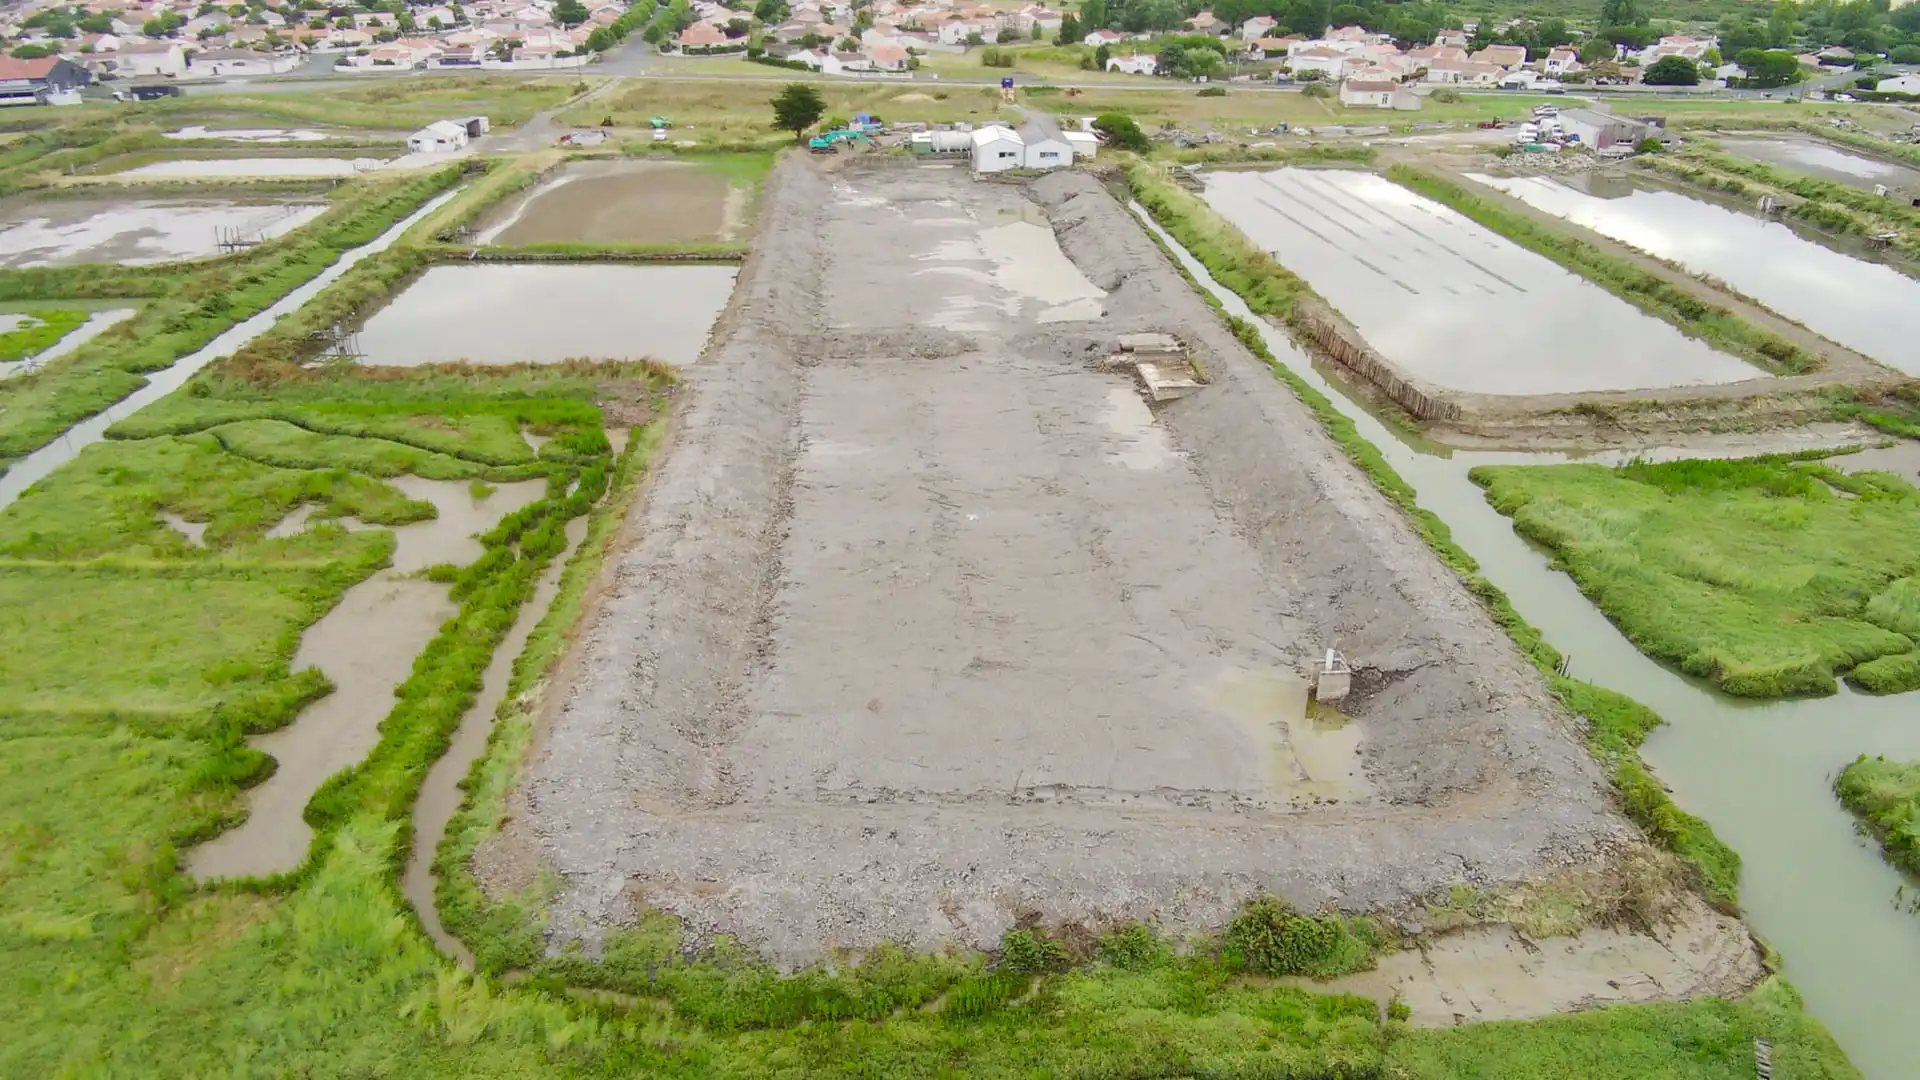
[0,56,60,80]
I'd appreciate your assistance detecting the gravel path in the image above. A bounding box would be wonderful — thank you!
[480,159,1626,967]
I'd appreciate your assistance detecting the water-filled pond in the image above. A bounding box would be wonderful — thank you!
[1718,134,1920,191]
[119,157,388,178]
[1138,202,1920,1080]
[1474,173,1920,376]
[1202,169,1764,395]
[356,263,736,366]
[0,197,327,266]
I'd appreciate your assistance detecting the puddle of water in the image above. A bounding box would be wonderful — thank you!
[189,476,544,882]
[120,157,388,178]
[165,126,330,143]
[1100,386,1180,470]
[1718,135,1920,190]
[1473,173,1920,376]
[0,199,327,268]
[356,264,735,367]
[1202,169,1764,395]
[1138,202,1920,1079]
[0,186,465,516]
[1313,906,1757,1024]
[159,511,207,545]
[1210,668,1367,806]
[978,220,1107,307]
[404,514,589,961]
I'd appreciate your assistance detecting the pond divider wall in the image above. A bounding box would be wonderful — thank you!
[1289,301,1463,424]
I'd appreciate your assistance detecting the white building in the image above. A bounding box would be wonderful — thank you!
[407,119,471,152]
[1018,123,1071,169]
[1877,74,1920,94]
[1287,45,1352,79]
[1105,53,1157,75]
[969,124,1024,173]
[1063,130,1099,158]
[1338,77,1420,109]
[111,41,187,78]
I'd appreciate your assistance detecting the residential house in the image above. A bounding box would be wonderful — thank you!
[1240,15,1275,41]
[676,20,729,50]
[1287,45,1351,79]
[111,39,187,76]
[1433,29,1468,49]
[0,55,91,105]
[1469,43,1526,69]
[1325,24,1374,44]
[1105,52,1156,74]
[1018,122,1070,168]
[1558,107,1651,149]
[1249,36,1291,58]
[1641,34,1713,64]
[325,27,373,47]
[351,11,396,29]
[1339,76,1420,109]
[939,18,996,44]
[1082,28,1125,47]
[866,42,908,70]
[1422,57,1500,85]
[1407,43,1465,64]
[1011,5,1062,34]
[1184,10,1225,35]
[969,123,1023,173]
[191,46,299,75]
[1543,47,1579,76]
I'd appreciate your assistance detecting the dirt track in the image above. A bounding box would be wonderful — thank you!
[481,159,1625,966]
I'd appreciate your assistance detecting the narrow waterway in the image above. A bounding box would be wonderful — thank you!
[1135,204,1920,1080]
[0,187,464,514]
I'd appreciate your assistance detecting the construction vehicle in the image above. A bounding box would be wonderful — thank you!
[808,129,872,153]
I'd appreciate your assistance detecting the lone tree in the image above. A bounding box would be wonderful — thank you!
[1091,112,1149,153]
[771,82,826,139]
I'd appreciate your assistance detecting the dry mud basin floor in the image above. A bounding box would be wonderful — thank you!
[476,159,741,246]
[483,161,1634,967]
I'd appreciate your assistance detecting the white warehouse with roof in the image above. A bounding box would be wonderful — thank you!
[968,122,1085,174]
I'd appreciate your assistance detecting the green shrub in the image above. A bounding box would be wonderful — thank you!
[1221,898,1379,978]
[1095,924,1170,970]
[1848,650,1920,695]
[1000,928,1071,974]
[1835,754,1920,874]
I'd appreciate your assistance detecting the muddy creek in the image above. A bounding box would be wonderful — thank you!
[188,477,545,881]
[1473,173,1920,376]
[1138,203,1920,1080]
[356,264,735,367]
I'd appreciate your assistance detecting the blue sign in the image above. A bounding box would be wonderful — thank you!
[1001,77,1014,89]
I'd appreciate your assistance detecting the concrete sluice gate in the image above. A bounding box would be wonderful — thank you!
[486,161,1624,967]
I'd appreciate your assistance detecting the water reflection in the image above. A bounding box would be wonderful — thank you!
[1475,173,1920,376]
[1203,169,1761,395]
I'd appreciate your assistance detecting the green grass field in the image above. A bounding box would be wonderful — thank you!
[1835,755,1920,877]
[1474,455,1920,697]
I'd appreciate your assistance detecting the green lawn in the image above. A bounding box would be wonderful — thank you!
[0,308,85,363]
[1473,455,1920,697]
[1834,755,1920,877]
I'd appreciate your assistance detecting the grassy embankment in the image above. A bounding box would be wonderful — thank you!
[1639,146,1920,262]
[0,307,85,363]
[1834,755,1920,877]
[1472,455,1920,697]
[0,164,464,473]
[1384,164,1818,375]
[1123,158,1744,908]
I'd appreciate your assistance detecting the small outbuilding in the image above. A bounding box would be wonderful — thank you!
[407,119,471,153]
[969,124,1024,173]
[1063,130,1100,159]
[1018,123,1072,170]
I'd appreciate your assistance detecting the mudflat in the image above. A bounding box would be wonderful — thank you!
[484,161,1623,967]
[480,160,736,246]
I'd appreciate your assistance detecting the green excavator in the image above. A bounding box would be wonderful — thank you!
[808,129,872,153]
